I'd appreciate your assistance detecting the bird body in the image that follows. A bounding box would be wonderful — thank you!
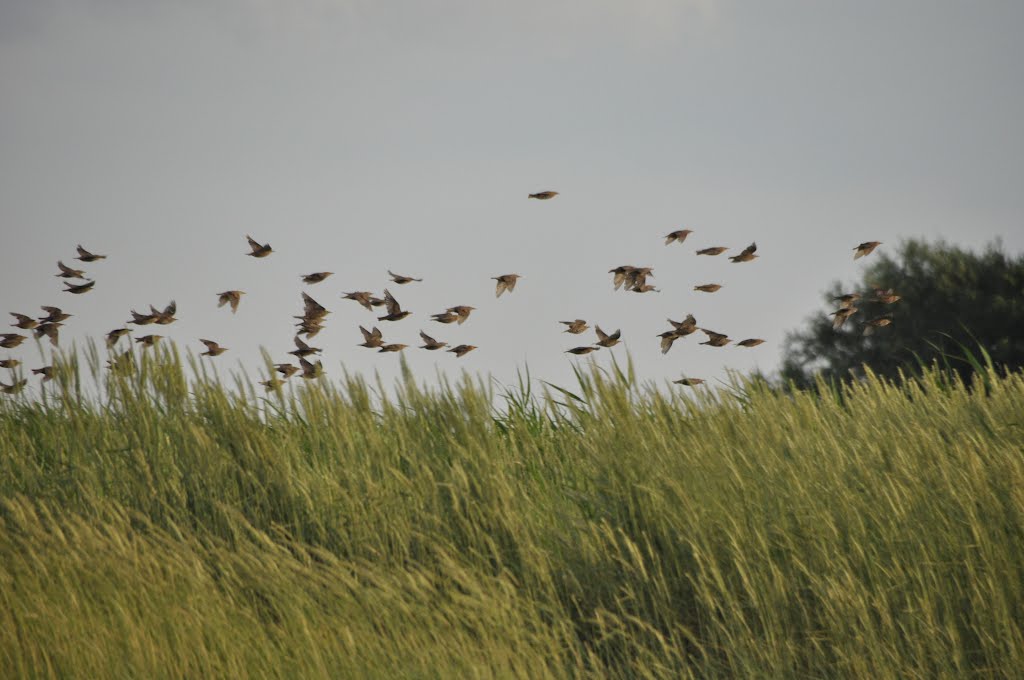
[729,243,758,263]
[378,289,410,321]
[528,191,558,200]
[854,241,881,259]
[106,328,131,346]
[448,306,475,324]
[246,235,272,258]
[388,270,423,285]
[561,319,589,334]
[75,245,106,262]
[419,331,447,350]
[135,334,163,347]
[40,307,71,323]
[696,247,728,256]
[830,307,859,330]
[595,326,621,348]
[664,229,693,245]
[0,359,21,369]
[566,346,599,355]
[668,315,698,336]
[64,280,95,294]
[694,284,722,293]
[700,329,731,347]
[674,377,705,387]
[200,339,227,356]
[493,274,521,297]
[217,290,244,313]
[302,272,333,285]
[448,344,477,358]
[34,323,61,346]
[1,334,27,349]
[10,313,39,330]
[56,261,86,279]
[863,314,893,335]
[379,343,408,353]
[359,326,384,348]
[737,338,765,348]
[289,336,321,357]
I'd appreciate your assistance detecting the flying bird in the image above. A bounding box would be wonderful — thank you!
[342,291,375,312]
[736,338,766,348]
[448,344,477,358]
[56,261,86,279]
[246,235,272,258]
[873,289,902,305]
[75,245,106,262]
[699,329,731,347]
[200,339,228,357]
[105,328,131,347]
[378,289,411,322]
[609,266,635,291]
[63,280,95,294]
[862,314,893,335]
[0,334,27,349]
[594,326,621,348]
[275,363,300,379]
[9,313,39,330]
[696,247,728,256]
[378,343,408,353]
[134,334,163,347]
[151,300,177,325]
[658,331,680,355]
[830,307,859,330]
[561,319,589,334]
[668,315,698,336]
[299,357,323,379]
[289,336,321,358]
[492,274,521,298]
[832,293,861,309]
[694,284,722,293]
[32,366,54,382]
[431,311,460,324]
[388,270,423,285]
[418,331,447,350]
[301,272,333,285]
[664,229,693,245]
[260,377,285,391]
[358,326,384,349]
[34,323,61,346]
[0,379,27,395]
[448,306,475,325]
[674,378,705,387]
[40,306,71,323]
[0,359,21,369]
[566,346,599,355]
[217,290,245,313]
[528,191,559,200]
[729,243,758,263]
[854,241,881,259]
[128,310,158,326]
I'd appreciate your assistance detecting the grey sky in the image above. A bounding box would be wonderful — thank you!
[3,0,1023,392]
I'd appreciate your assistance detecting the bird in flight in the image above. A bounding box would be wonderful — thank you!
[729,243,758,263]
[694,284,722,293]
[56,261,86,279]
[302,272,333,285]
[246,235,273,258]
[200,339,228,357]
[528,191,558,200]
[63,280,95,295]
[561,319,589,334]
[448,344,477,358]
[854,241,881,259]
[594,326,621,348]
[419,331,447,350]
[696,246,728,256]
[388,270,423,285]
[358,326,384,349]
[378,289,411,322]
[664,229,693,245]
[492,274,521,298]
[75,245,106,262]
[217,290,244,314]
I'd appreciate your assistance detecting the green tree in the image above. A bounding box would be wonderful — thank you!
[781,239,1024,387]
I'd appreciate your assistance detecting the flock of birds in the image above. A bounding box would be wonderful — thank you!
[1,190,897,394]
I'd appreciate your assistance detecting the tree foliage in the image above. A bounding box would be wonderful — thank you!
[781,239,1024,386]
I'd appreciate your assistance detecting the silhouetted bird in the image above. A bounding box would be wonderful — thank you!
[448,306,475,325]
[566,346,599,355]
[665,229,693,245]
[34,323,61,346]
[448,344,477,358]
[854,241,881,259]
[246,235,272,258]
[668,315,698,336]
[75,245,106,262]
[737,338,766,348]
[419,331,447,350]
[1,334,26,349]
[674,377,705,387]
[275,363,300,379]
[528,191,559,200]
[830,307,859,330]
[493,274,521,298]
[106,328,131,347]
[378,343,408,353]
[32,366,54,382]
[378,289,411,322]
[289,336,321,357]
[696,247,728,256]
[388,270,423,285]
[10,313,39,330]
[302,272,333,285]
[561,319,589,334]
[0,359,21,369]
[56,261,86,279]
[359,326,384,349]
[217,290,245,314]
[40,306,71,323]
[63,280,95,294]
[862,314,893,335]
[729,243,758,263]
[299,357,323,379]
[694,284,722,293]
[700,329,731,347]
[595,326,621,348]
[135,334,163,347]
[200,339,227,356]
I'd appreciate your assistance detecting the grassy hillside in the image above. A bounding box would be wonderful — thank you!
[2,347,1023,678]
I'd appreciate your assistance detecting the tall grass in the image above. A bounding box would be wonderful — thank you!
[2,344,1023,678]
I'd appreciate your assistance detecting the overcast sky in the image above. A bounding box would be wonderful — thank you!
[2,0,1023,394]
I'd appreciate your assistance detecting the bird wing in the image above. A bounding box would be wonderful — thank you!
[383,289,400,315]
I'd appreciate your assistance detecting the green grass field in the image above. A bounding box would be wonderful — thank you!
[2,346,1022,678]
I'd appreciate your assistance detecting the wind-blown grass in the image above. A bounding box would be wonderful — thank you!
[1,345,1023,678]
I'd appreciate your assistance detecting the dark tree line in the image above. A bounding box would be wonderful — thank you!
[781,239,1024,387]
